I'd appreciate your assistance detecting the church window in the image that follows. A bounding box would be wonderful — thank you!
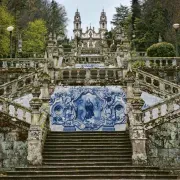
[76,23,78,29]
[102,23,105,28]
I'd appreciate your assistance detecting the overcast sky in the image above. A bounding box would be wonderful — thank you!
[56,0,130,38]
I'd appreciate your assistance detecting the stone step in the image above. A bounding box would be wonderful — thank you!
[15,166,160,171]
[44,141,131,145]
[45,138,130,142]
[43,158,132,163]
[42,150,132,155]
[44,144,131,148]
[43,154,132,159]
[6,169,172,175]
[43,162,133,166]
[0,174,177,179]
[43,147,132,152]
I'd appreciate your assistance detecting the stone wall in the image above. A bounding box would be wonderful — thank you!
[146,117,180,168]
[0,130,28,170]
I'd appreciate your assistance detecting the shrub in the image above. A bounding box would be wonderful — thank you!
[132,60,145,68]
[147,42,175,57]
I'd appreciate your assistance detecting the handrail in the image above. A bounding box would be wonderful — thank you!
[136,70,180,97]
[145,108,180,130]
[142,93,180,123]
[143,93,180,114]
[0,69,43,98]
[137,69,180,89]
[0,96,32,123]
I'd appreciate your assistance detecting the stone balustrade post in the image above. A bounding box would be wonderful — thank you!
[97,70,100,80]
[125,63,147,165]
[2,99,8,113]
[3,61,7,68]
[69,70,72,79]
[159,82,165,92]
[105,70,108,80]
[125,62,135,133]
[40,61,51,107]
[131,77,147,165]
[172,58,177,66]
[27,74,43,166]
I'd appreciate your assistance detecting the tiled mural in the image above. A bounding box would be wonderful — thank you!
[50,86,126,131]
[13,87,162,131]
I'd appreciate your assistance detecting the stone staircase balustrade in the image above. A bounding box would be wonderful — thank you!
[136,69,180,98]
[0,69,44,99]
[0,97,32,123]
[0,58,46,70]
[132,57,180,68]
[59,68,123,83]
[145,108,180,130]
[143,93,180,123]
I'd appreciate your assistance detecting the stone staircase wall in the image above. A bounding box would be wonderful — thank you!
[0,130,28,170]
[146,116,180,168]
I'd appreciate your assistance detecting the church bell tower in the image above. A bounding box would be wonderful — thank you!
[73,9,82,38]
[99,9,107,39]
[99,9,107,30]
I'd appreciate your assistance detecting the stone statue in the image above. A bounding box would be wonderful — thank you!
[117,56,123,68]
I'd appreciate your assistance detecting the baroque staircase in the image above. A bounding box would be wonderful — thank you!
[0,39,179,179]
[0,132,178,179]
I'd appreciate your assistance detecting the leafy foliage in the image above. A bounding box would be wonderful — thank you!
[22,19,47,54]
[104,31,115,48]
[132,60,145,68]
[147,42,175,57]
[111,5,129,27]
[0,0,67,56]
[48,0,67,36]
[133,0,180,53]
[0,5,14,57]
[131,0,141,31]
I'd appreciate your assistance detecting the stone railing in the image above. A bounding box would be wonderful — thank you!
[0,58,46,70]
[144,108,180,130]
[136,69,180,97]
[0,72,37,98]
[81,47,101,54]
[132,57,180,68]
[58,68,124,84]
[76,56,105,64]
[143,93,180,124]
[0,97,32,124]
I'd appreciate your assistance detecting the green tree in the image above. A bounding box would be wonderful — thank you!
[22,19,47,55]
[0,5,14,57]
[111,4,129,28]
[104,31,115,48]
[48,0,67,36]
[134,0,169,51]
[132,0,141,31]
[132,0,180,53]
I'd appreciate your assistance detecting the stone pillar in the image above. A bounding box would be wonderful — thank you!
[40,61,51,107]
[27,74,43,166]
[125,68,135,133]
[131,77,147,165]
[47,33,54,61]
[125,65,147,165]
